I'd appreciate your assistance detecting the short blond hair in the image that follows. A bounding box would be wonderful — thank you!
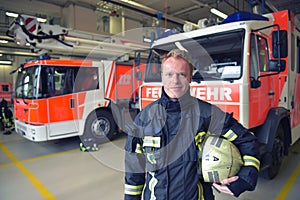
[161,49,193,75]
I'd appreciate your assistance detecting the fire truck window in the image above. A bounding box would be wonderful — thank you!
[63,68,78,94]
[24,70,36,98]
[250,34,259,80]
[144,50,162,82]
[1,85,9,92]
[291,34,295,72]
[74,67,99,92]
[257,36,269,72]
[53,67,67,96]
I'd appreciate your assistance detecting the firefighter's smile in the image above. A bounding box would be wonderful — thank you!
[170,86,182,91]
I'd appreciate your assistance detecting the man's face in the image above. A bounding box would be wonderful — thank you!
[161,56,192,99]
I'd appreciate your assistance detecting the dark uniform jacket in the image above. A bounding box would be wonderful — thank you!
[124,88,260,200]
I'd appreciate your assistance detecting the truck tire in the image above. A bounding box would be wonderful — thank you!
[261,123,285,179]
[82,109,116,144]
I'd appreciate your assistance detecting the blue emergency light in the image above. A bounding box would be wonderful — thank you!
[222,11,269,24]
[37,55,51,60]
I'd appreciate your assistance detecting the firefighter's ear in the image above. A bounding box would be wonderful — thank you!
[188,75,192,83]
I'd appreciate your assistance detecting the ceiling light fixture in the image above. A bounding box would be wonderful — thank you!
[6,11,47,23]
[210,8,228,19]
[0,40,9,44]
[37,17,47,23]
[6,11,19,18]
[0,60,12,65]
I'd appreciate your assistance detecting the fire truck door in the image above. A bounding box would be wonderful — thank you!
[47,67,79,137]
[48,94,79,137]
[289,38,300,139]
[249,34,277,127]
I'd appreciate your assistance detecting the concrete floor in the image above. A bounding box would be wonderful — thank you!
[0,131,299,200]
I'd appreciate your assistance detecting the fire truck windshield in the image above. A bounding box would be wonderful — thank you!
[15,66,41,99]
[144,29,245,82]
[15,64,99,99]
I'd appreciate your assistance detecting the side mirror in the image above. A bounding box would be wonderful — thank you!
[272,30,287,58]
[135,52,142,80]
[250,79,261,88]
[135,52,141,66]
[136,71,142,80]
[268,59,286,72]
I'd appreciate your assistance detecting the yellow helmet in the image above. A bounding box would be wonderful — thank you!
[202,136,243,183]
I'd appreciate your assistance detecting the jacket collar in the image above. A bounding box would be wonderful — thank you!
[160,87,194,111]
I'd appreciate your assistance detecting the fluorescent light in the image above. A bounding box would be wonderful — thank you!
[6,11,47,23]
[143,37,151,43]
[210,8,228,19]
[37,17,47,23]
[0,61,12,65]
[6,11,19,18]
[0,40,8,44]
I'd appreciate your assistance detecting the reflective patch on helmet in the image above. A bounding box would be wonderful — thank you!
[209,136,223,148]
[215,138,223,148]
[207,171,220,183]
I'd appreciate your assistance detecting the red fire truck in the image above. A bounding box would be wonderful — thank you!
[139,10,300,179]
[0,82,13,105]
[8,14,148,143]
[14,58,145,143]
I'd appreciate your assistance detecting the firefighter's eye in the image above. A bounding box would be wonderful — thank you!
[179,73,186,78]
[163,72,186,78]
[165,73,173,78]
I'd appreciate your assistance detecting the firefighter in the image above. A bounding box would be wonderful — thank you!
[124,49,260,200]
[79,138,99,152]
[0,99,14,135]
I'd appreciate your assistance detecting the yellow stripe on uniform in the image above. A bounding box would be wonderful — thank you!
[135,143,144,154]
[195,131,207,146]
[124,184,144,195]
[0,141,56,199]
[223,129,238,142]
[243,155,260,171]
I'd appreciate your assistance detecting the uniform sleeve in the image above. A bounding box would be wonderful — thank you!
[224,118,260,197]
[207,105,260,197]
[124,124,146,200]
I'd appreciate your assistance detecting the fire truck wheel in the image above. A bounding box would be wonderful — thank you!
[83,109,116,144]
[261,123,285,180]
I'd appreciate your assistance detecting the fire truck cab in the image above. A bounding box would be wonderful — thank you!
[14,58,145,143]
[139,10,300,179]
